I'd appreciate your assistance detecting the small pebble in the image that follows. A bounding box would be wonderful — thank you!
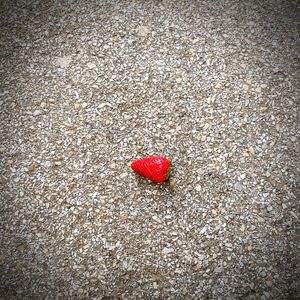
[33,110,42,116]
[137,25,149,37]
[266,280,272,287]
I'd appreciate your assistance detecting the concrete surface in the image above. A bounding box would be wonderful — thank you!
[0,0,299,299]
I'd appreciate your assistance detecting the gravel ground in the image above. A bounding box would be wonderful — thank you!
[1,0,299,299]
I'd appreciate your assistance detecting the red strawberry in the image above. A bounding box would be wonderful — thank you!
[131,156,171,183]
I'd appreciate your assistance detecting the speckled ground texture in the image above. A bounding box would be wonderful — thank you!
[1,0,299,299]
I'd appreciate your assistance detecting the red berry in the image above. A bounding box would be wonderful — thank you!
[131,156,171,183]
